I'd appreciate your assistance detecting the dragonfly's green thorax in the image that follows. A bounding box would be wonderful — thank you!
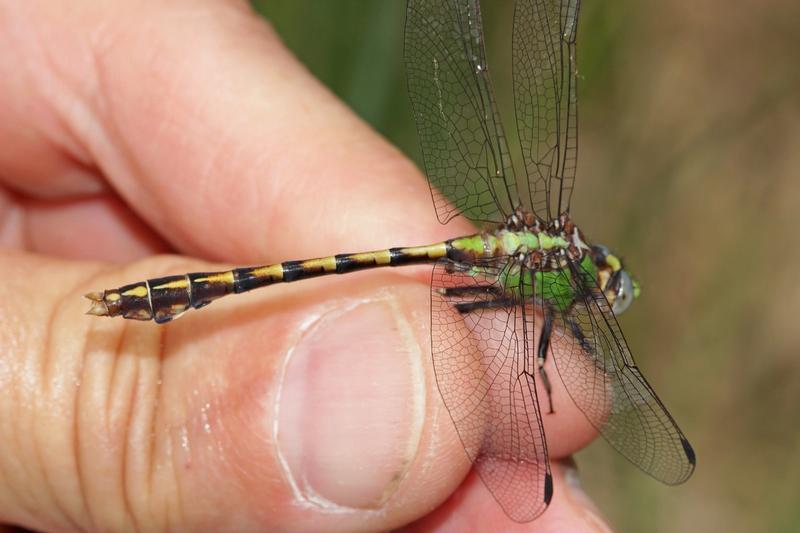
[498,254,598,312]
[449,227,597,312]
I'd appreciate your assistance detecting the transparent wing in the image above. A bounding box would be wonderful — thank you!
[431,258,552,522]
[405,0,518,225]
[513,0,580,220]
[549,260,696,484]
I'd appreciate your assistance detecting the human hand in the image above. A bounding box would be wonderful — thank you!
[0,1,611,530]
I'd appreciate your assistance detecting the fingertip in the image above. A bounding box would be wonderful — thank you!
[161,272,470,530]
[401,460,612,532]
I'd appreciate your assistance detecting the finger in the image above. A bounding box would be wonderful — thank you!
[0,253,462,531]
[0,189,170,261]
[402,460,612,532]
[0,0,448,262]
[0,249,597,531]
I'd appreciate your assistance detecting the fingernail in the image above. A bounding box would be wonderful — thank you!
[564,463,614,532]
[276,295,425,511]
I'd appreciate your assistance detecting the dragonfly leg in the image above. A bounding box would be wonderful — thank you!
[566,315,609,374]
[452,298,515,314]
[537,308,555,414]
[439,285,505,297]
[567,316,594,354]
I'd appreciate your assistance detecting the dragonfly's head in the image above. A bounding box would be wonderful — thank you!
[590,245,641,315]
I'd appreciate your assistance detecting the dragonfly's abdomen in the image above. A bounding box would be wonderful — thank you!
[86,242,451,323]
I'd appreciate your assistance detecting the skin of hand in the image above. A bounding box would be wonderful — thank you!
[0,0,613,531]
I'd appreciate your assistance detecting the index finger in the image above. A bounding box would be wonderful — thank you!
[0,1,458,263]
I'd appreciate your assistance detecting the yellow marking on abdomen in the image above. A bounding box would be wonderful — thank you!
[151,278,189,290]
[193,272,235,284]
[351,250,392,265]
[404,242,448,259]
[302,256,339,272]
[252,264,284,280]
[122,285,149,298]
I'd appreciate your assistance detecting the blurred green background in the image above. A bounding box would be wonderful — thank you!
[252,1,800,531]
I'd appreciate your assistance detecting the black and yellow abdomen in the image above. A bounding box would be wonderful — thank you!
[86,241,451,323]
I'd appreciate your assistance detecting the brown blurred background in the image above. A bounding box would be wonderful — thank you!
[252,1,800,531]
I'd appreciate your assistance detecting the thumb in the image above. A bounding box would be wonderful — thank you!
[0,251,469,531]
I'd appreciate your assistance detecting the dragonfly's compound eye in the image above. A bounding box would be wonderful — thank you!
[591,244,611,266]
[612,270,635,314]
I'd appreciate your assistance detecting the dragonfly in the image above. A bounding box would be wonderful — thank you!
[85,0,695,523]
